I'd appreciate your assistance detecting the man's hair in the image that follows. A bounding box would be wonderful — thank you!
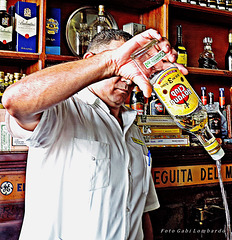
[87,29,132,53]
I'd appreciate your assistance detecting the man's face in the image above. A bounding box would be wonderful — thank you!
[87,40,134,109]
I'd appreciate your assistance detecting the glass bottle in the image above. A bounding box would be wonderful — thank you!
[225,30,232,71]
[90,5,111,39]
[0,0,13,50]
[205,92,221,139]
[130,85,144,115]
[226,0,232,10]
[201,87,207,106]
[216,0,226,9]
[174,25,187,67]
[190,0,199,5]
[198,37,217,69]
[219,88,228,139]
[75,11,90,57]
[148,90,165,115]
[0,76,4,108]
[199,0,207,6]
[131,39,225,160]
[207,0,217,8]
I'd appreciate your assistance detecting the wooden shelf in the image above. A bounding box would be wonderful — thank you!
[169,0,232,25]
[0,51,39,61]
[45,54,81,63]
[187,67,232,78]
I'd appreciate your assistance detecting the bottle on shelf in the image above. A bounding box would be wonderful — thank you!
[131,39,225,160]
[190,0,199,5]
[219,88,228,139]
[225,0,232,10]
[225,30,232,71]
[201,87,207,106]
[174,25,187,67]
[8,5,15,50]
[205,92,222,139]
[219,88,226,112]
[75,10,91,57]
[207,0,217,8]
[216,0,226,9]
[130,85,144,115]
[147,90,166,115]
[198,37,218,69]
[0,72,4,108]
[199,0,207,6]
[90,5,111,40]
[0,0,13,50]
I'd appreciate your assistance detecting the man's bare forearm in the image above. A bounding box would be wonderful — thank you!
[2,51,112,125]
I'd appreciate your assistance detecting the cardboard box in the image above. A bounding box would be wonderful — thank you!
[123,23,146,36]
[143,135,190,147]
[45,8,61,55]
[136,115,177,126]
[15,1,37,53]
[0,109,28,152]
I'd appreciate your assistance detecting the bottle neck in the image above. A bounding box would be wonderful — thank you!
[208,92,214,105]
[229,33,232,45]
[98,5,105,17]
[204,44,212,51]
[176,26,183,45]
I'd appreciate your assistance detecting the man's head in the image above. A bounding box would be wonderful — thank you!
[87,29,132,54]
[84,29,135,111]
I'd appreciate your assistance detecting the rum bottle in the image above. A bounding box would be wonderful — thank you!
[174,25,187,67]
[131,39,225,160]
[0,0,13,50]
[130,85,144,115]
[225,30,232,71]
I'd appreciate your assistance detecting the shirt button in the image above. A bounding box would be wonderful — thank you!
[92,156,96,161]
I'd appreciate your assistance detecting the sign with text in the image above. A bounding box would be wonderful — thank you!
[0,172,25,202]
[152,164,232,188]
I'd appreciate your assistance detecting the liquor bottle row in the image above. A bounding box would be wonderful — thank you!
[130,84,232,143]
[175,25,232,70]
[130,85,167,116]
[0,71,26,108]
[0,0,37,52]
[175,0,232,11]
[201,87,227,140]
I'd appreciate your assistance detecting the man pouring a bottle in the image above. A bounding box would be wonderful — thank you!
[2,29,187,239]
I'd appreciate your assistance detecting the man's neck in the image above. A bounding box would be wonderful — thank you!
[110,107,123,128]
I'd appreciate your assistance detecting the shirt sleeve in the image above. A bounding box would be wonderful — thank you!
[5,100,70,148]
[5,110,34,140]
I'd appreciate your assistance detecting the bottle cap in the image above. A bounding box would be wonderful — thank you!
[211,147,225,161]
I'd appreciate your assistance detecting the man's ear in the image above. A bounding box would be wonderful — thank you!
[83,52,95,59]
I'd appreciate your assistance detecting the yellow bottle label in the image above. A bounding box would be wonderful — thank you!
[152,67,199,116]
[177,53,187,66]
